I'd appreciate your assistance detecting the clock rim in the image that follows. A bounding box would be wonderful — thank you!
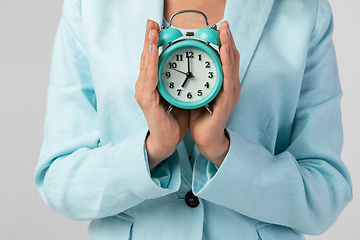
[158,39,223,110]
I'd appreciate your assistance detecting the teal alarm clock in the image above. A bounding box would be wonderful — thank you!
[158,10,223,113]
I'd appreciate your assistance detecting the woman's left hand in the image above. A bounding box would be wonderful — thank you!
[189,21,241,168]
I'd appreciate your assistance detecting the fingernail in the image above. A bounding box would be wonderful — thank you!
[227,28,231,38]
[149,30,152,40]
[149,44,153,54]
[146,20,149,30]
[227,21,230,30]
[226,45,229,54]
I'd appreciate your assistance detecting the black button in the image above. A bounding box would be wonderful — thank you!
[185,191,199,208]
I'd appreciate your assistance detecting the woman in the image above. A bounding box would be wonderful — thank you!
[34,0,352,239]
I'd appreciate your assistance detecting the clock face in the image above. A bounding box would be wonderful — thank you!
[158,40,222,109]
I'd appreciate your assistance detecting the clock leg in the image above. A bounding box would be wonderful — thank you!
[165,104,174,114]
[204,104,213,115]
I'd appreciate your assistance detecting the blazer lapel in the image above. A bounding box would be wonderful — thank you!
[223,0,274,82]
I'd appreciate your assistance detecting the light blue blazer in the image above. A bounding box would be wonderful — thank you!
[34,0,352,239]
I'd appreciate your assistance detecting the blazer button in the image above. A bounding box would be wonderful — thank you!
[185,191,199,208]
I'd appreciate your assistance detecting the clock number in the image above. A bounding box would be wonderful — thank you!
[204,82,210,88]
[169,82,174,89]
[186,51,194,58]
[198,54,202,61]
[169,62,177,69]
[187,92,192,99]
[176,54,183,61]
[197,90,202,96]
[208,72,213,78]
[177,89,182,96]
[166,72,171,78]
[205,61,210,68]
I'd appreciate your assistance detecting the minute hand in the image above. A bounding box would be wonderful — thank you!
[181,55,193,88]
[171,68,187,75]
[187,54,190,73]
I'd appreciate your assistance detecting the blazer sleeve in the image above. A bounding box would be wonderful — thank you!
[192,0,352,235]
[34,0,180,221]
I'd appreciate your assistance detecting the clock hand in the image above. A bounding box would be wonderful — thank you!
[187,54,190,73]
[181,72,194,88]
[181,53,194,88]
[181,76,190,88]
[171,68,187,75]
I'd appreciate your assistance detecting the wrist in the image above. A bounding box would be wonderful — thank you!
[196,132,229,168]
[145,133,177,170]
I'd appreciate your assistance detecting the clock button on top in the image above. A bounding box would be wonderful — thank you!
[185,191,200,208]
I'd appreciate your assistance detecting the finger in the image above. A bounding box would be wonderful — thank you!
[141,20,159,68]
[220,21,240,67]
[226,25,240,67]
[144,21,160,69]
[143,20,160,50]
[139,21,160,90]
[139,20,152,84]
[219,21,232,61]
[219,22,233,85]
[137,22,151,93]
[144,42,159,93]
[144,24,160,90]
[216,22,241,112]
[148,28,159,48]
[149,20,160,32]
[220,21,241,78]
[219,49,239,100]
[220,44,232,78]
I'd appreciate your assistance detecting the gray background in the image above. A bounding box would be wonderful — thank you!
[0,1,358,239]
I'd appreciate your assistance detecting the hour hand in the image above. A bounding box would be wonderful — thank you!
[181,72,194,88]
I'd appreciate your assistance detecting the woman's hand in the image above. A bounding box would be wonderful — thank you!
[189,21,241,168]
[135,20,189,170]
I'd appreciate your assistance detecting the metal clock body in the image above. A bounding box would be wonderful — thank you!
[158,40,222,109]
[157,10,223,110]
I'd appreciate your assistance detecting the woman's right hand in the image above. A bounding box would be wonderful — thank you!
[135,20,189,170]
